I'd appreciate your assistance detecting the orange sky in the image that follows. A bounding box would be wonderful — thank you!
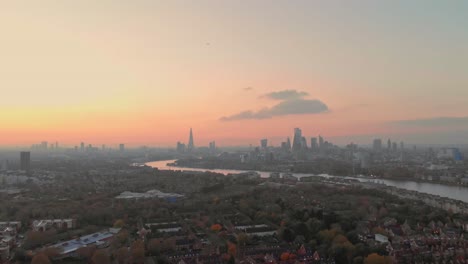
[1,1,468,147]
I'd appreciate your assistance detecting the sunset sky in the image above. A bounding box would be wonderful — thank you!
[1,1,468,147]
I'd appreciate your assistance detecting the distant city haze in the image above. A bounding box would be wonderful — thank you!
[1,1,468,146]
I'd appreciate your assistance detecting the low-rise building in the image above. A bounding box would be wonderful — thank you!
[51,228,120,258]
[0,221,21,230]
[236,224,277,237]
[32,219,76,232]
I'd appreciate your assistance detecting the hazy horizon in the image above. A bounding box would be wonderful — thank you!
[2,1,467,146]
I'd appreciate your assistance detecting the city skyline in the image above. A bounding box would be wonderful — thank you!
[0,127,422,150]
[0,126,467,149]
[1,1,468,146]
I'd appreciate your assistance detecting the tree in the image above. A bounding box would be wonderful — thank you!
[113,247,129,264]
[11,248,27,262]
[162,238,176,252]
[131,240,145,264]
[114,219,125,228]
[318,229,339,244]
[76,246,96,262]
[92,249,111,264]
[23,231,46,249]
[237,233,248,246]
[364,253,392,264]
[227,242,237,257]
[116,229,129,244]
[353,256,364,264]
[148,239,162,255]
[43,247,61,259]
[293,222,310,240]
[211,224,222,232]
[281,228,295,243]
[280,252,290,261]
[31,253,51,264]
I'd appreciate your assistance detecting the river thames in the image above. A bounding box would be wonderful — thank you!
[146,160,468,203]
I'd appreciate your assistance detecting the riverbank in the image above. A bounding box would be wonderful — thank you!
[167,161,468,189]
[146,159,468,203]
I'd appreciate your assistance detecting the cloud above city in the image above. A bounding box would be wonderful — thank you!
[261,89,309,100]
[220,89,328,121]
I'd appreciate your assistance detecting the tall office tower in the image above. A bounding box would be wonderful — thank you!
[209,141,216,152]
[177,142,186,153]
[292,128,303,152]
[311,137,318,151]
[41,141,48,150]
[119,144,125,151]
[260,139,268,149]
[373,138,383,151]
[80,142,85,152]
[318,135,324,149]
[187,128,194,152]
[387,139,391,150]
[286,137,292,150]
[102,144,106,151]
[400,141,404,149]
[301,136,308,149]
[392,142,398,151]
[20,152,31,171]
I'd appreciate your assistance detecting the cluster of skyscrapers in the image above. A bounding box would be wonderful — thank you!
[31,141,59,150]
[72,142,124,152]
[278,128,331,153]
[176,128,217,154]
[373,138,404,152]
[29,141,126,152]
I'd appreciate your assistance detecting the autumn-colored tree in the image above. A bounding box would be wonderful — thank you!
[91,249,111,264]
[113,219,125,228]
[23,231,46,249]
[113,247,129,264]
[43,247,61,259]
[210,224,222,232]
[116,229,129,244]
[333,234,349,245]
[280,252,290,261]
[331,234,356,264]
[364,253,392,264]
[31,253,51,264]
[76,246,96,262]
[131,240,145,264]
[227,242,237,257]
[318,229,339,244]
[162,238,176,252]
[132,239,145,250]
[148,239,162,254]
